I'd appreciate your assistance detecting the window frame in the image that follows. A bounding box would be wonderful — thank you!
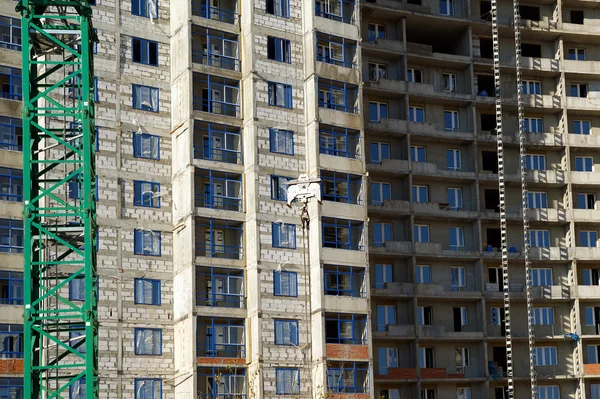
[272,222,297,249]
[268,81,293,109]
[266,0,290,18]
[134,278,162,305]
[132,0,158,19]
[134,328,163,356]
[133,132,160,160]
[133,181,161,208]
[267,36,292,63]
[132,84,160,112]
[274,270,298,297]
[132,37,159,66]
[270,128,294,155]
[134,379,162,399]
[274,319,299,345]
[275,368,301,395]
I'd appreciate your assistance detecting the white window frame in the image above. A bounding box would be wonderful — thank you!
[528,191,547,209]
[372,182,391,206]
[444,110,459,132]
[409,106,425,123]
[578,193,596,209]
[416,265,431,284]
[580,230,598,247]
[450,226,464,250]
[419,347,435,368]
[440,0,453,15]
[532,267,553,286]
[529,229,550,248]
[369,62,387,81]
[524,117,543,133]
[455,347,470,373]
[574,120,591,135]
[576,156,594,172]
[447,149,461,170]
[526,154,546,170]
[568,48,586,60]
[442,73,457,92]
[522,80,541,95]
[418,306,433,325]
[451,266,466,289]
[448,187,463,210]
[370,101,388,122]
[456,387,471,399]
[537,386,559,399]
[571,83,588,98]
[407,68,423,83]
[414,224,430,243]
[533,307,554,325]
[412,185,429,203]
[534,346,558,366]
[368,23,386,42]
[411,145,426,162]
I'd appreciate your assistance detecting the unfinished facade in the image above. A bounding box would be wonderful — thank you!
[2,0,600,397]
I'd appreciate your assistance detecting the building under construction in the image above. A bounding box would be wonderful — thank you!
[1,0,600,397]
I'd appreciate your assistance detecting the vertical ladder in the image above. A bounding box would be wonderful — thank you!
[490,0,515,397]
[512,0,538,396]
[18,0,99,397]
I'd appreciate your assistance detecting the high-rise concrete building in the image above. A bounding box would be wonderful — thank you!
[2,0,600,397]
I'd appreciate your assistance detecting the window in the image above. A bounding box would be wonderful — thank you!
[409,106,425,123]
[0,66,21,100]
[418,306,433,325]
[416,265,431,284]
[0,116,22,151]
[274,271,298,296]
[132,0,158,18]
[370,142,390,164]
[326,362,369,393]
[132,38,158,66]
[570,83,588,98]
[534,347,557,366]
[321,171,363,205]
[271,176,291,201]
[373,223,392,247]
[414,225,429,243]
[442,73,457,91]
[269,128,294,155]
[134,328,162,355]
[529,230,550,248]
[411,146,426,162]
[377,305,396,331]
[274,319,299,345]
[449,227,464,250]
[528,192,547,209]
[319,126,361,159]
[0,271,22,305]
[444,110,459,131]
[315,0,355,24]
[576,156,593,172]
[580,230,598,247]
[132,84,159,112]
[455,347,470,372]
[369,102,388,122]
[318,79,359,113]
[378,347,398,375]
[578,193,596,209]
[0,17,21,51]
[448,188,463,210]
[585,307,597,326]
[133,132,160,160]
[134,229,161,256]
[70,378,85,399]
[69,276,85,302]
[0,324,23,358]
[273,223,296,249]
[533,307,554,325]
[267,36,291,63]
[268,82,293,109]
[573,120,591,135]
[133,181,160,208]
[276,368,300,394]
[570,10,584,24]
[524,117,543,133]
[525,154,546,170]
[407,68,423,83]
[451,266,466,289]
[134,278,161,305]
[375,264,392,289]
[0,168,22,202]
[371,182,391,206]
[522,80,541,95]
[266,0,290,17]
[419,347,435,368]
[568,48,585,61]
[589,345,600,364]
[583,269,600,286]
[440,0,453,15]
[381,389,400,399]
[134,379,161,399]
[457,388,471,399]
[532,268,552,286]
[368,23,386,42]
[322,218,364,250]
[0,219,23,253]
[369,63,387,81]
[446,149,461,170]
[421,389,436,399]
[412,185,428,203]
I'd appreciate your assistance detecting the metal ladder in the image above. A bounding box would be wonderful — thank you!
[512,0,538,395]
[490,0,515,396]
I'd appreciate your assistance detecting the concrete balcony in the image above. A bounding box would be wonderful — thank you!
[371,282,415,297]
[414,283,481,298]
[527,169,565,184]
[369,240,413,256]
[530,285,572,300]
[476,132,564,147]
[527,208,564,223]
[315,62,361,85]
[575,285,600,299]
[417,325,484,340]
[500,56,560,73]
[324,295,369,314]
[563,59,600,75]
[411,161,477,179]
[362,38,405,54]
[322,247,369,266]
[414,242,480,258]
[368,158,410,174]
[364,78,407,95]
[412,201,478,219]
[368,200,411,215]
[484,283,525,299]
[408,121,473,141]
[373,324,416,339]
[319,154,363,176]
[365,118,408,134]
[499,94,561,109]
[571,171,600,185]
[406,81,472,102]
[568,133,600,147]
[562,22,600,34]
[530,246,568,261]
[569,247,600,261]
[374,368,417,381]
[566,96,600,111]
[584,364,600,376]
[573,209,600,221]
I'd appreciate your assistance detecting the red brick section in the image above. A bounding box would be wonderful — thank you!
[447,373,465,378]
[197,357,246,366]
[375,368,417,380]
[584,364,600,375]
[328,394,370,399]
[326,344,369,360]
[0,359,24,374]
[421,368,447,379]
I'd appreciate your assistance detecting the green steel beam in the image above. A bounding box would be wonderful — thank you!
[17,0,98,397]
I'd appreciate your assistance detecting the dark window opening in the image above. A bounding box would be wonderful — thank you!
[480,38,493,59]
[481,114,496,131]
[482,151,498,173]
[570,10,584,24]
[487,228,501,248]
[407,0,422,4]
[477,75,494,96]
[484,189,500,211]
[480,1,491,21]
[519,5,540,21]
[521,43,542,58]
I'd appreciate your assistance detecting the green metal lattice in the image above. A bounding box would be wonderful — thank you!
[17,1,98,397]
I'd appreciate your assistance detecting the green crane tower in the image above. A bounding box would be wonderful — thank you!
[16,0,98,396]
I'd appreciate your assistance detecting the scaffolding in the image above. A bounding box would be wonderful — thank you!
[17,0,98,397]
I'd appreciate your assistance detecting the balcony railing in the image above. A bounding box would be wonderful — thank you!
[197,318,245,358]
[196,267,244,308]
[192,0,238,24]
